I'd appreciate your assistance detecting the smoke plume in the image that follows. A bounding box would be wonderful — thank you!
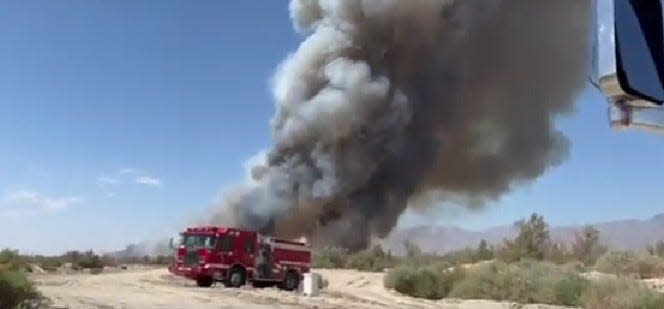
[209,0,591,251]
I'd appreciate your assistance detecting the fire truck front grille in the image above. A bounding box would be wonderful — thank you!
[184,250,199,267]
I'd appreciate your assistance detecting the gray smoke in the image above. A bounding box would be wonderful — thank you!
[209,0,591,251]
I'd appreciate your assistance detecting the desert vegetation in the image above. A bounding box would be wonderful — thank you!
[314,213,664,308]
[313,245,399,272]
[594,250,664,279]
[0,247,175,308]
[4,214,664,308]
[647,241,664,258]
[0,249,45,309]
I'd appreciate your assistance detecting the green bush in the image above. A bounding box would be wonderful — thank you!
[581,277,664,309]
[100,255,118,267]
[594,251,634,275]
[75,251,105,270]
[449,260,588,306]
[403,240,422,258]
[312,247,349,269]
[509,214,552,261]
[345,253,384,272]
[632,254,664,279]
[562,260,587,273]
[571,226,607,266]
[494,214,594,265]
[21,254,65,271]
[36,257,63,270]
[345,245,395,272]
[77,258,104,269]
[554,275,588,306]
[441,247,493,266]
[89,267,103,275]
[58,250,106,270]
[0,269,42,309]
[0,249,29,272]
[646,241,664,258]
[385,258,664,308]
[594,251,664,279]
[384,262,465,300]
[313,245,396,272]
[545,243,577,264]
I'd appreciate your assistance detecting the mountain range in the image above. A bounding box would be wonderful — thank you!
[111,213,664,257]
[381,213,664,255]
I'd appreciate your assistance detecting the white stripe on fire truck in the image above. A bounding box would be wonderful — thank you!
[207,263,229,268]
[278,261,310,267]
[269,243,311,252]
[206,263,254,271]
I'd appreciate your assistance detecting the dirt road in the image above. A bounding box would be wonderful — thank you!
[32,268,569,309]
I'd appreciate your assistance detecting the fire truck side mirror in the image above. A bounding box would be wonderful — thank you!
[592,0,664,106]
[168,237,175,250]
[590,0,664,133]
[614,0,664,104]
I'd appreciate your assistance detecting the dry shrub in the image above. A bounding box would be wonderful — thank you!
[594,251,664,279]
[386,258,664,309]
[582,277,664,309]
[449,260,587,307]
[314,245,396,272]
[345,245,395,272]
[312,247,349,269]
[384,262,465,300]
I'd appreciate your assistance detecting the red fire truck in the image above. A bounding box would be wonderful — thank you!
[168,226,311,290]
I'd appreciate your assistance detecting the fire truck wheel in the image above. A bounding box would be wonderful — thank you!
[281,271,299,291]
[196,276,213,288]
[227,267,246,288]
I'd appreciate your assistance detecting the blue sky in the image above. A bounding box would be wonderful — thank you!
[1,1,663,255]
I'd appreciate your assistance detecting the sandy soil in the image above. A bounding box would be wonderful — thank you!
[31,267,575,309]
[643,278,664,293]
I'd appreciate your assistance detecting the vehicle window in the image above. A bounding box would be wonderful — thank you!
[182,234,216,249]
[206,236,217,248]
[219,235,233,251]
[245,240,254,253]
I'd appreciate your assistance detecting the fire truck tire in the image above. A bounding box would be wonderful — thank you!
[280,271,299,291]
[227,267,246,288]
[196,276,213,288]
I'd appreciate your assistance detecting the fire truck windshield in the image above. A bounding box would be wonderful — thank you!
[181,234,216,249]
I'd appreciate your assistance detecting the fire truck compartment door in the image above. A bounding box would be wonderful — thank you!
[256,245,272,280]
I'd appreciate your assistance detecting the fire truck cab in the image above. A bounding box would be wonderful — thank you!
[168,226,311,291]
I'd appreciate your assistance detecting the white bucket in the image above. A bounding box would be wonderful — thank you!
[301,272,321,297]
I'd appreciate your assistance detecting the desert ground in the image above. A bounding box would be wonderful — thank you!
[32,266,581,309]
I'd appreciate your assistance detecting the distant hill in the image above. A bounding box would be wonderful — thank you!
[381,213,664,255]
